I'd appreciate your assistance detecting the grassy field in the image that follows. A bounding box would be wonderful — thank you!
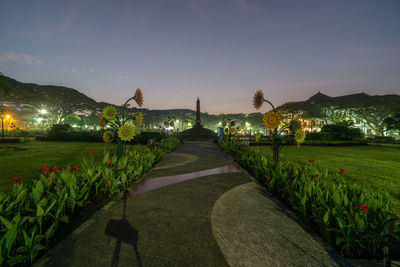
[265,144,400,214]
[0,141,116,192]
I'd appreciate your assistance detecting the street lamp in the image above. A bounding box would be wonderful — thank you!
[1,114,11,142]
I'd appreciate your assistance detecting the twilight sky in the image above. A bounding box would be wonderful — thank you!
[0,0,399,114]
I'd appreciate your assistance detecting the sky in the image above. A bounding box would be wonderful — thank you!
[0,0,399,114]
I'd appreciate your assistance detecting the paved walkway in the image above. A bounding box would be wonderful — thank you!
[35,141,379,266]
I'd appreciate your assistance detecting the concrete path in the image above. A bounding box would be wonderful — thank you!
[35,141,366,267]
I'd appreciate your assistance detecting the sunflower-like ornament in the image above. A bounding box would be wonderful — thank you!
[118,124,136,142]
[252,89,302,163]
[100,88,145,159]
[262,111,281,129]
[294,129,305,148]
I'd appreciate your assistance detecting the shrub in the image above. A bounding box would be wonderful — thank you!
[219,140,394,258]
[44,125,102,142]
[320,124,362,141]
[0,137,181,265]
[307,132,333,141]
[135,131,166,145]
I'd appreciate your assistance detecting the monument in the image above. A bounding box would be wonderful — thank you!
[177,97,217,140]
[193,97,203,129]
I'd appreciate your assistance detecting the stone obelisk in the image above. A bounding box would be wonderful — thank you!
[194,97,203,128]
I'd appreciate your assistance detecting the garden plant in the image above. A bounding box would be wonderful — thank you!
[0,107,180,265]
[219,139,394,258]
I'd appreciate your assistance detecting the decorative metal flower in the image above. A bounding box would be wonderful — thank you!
[103,106,117,120]
[253,90,264,110]
[134,88,143,107]
[103,130,114,143]
[135,112,144,126]
[294,129,305,146]
[262,111,281,129]
[118,124,136,141]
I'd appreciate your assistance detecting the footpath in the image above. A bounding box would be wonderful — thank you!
[35,141,383,267]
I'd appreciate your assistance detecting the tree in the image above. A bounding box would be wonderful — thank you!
[351,106,392,136]
[384,107,400,131]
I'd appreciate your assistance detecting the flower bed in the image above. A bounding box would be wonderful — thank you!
[219,139,394,258]
[0,137,180,266]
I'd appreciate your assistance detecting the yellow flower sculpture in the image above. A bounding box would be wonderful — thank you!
[118,124,136,141]
[222,121,227,127]
[134,88,143,107]
[262,111,281,129]
[253,90,264,110]
[295,129,305,146]
[135,112,144,126]
[230,127,236,134]
[103,106,117,120]
[103,130,114,144]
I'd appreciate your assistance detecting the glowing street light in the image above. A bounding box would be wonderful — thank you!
[39,109,47,115]
[1,114,12,142]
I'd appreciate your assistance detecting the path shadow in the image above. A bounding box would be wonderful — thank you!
[105,193,142,267]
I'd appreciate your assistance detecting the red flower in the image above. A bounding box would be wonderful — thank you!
[273,157,279,162]
[40,165,50,175]
[10,177,22,184]
[70,166,79,172]
[314,174,319,178]
[360,205,370,213]
[339,168,347,175]
[52,165,61,173]
[309,158,315,164]
[109,160,112,166]
[291,163,295,169]
[136,152,138,155]
[142,157,145,161]
[89,152,95,157]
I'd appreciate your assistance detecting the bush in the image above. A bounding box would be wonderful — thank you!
[320,124,362,141]
[45,125,102,142]
[369,136,396,144]
[219,140,394,258]
[307,132,333,141]
[135,131,166,145]
[0,137,181,266]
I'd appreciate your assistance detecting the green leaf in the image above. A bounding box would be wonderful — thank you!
[36,205,44,217]
[59,215,69,223]
[30,244,46,262]
[0,216,12,230]
[323,211,329,224]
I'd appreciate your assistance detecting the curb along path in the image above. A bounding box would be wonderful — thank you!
[36,141,352,267]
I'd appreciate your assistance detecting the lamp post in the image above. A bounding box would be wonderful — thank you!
[1,114,4,143]
[1,114,11,142]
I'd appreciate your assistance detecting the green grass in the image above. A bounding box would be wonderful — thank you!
[268,144,400,215]
[0,141,116,192]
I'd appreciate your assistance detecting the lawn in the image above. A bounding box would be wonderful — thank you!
[271,144,400,215]
[0,141,116,192]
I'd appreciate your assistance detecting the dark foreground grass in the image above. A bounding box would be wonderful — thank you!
[0,141,116,191]
[273,144,400,215]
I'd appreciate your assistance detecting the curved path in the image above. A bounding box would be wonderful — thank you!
[36,141,361,267]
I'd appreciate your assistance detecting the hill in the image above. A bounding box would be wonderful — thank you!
[0,74,264,131]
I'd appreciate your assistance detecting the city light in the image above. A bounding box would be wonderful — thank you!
[39,109,47,114]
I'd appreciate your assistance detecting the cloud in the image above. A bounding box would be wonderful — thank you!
[90,68,94,73]
[71,68,77,73]
[0,52,42,65]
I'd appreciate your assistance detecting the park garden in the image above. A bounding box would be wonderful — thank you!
[0,87,399,265]
[0,90,181,265]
